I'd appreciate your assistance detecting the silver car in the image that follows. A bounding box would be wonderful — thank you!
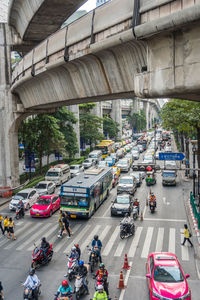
[70,164,84,177]
[9,188,39,211]
[35,181,56,196]
[117,159,130,172]
[82,158,96,169]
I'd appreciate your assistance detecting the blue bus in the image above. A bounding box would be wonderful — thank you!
[60,167,112,218]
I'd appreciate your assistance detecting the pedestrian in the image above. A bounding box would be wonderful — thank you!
[58,210,64,236]
[7,217,16,240]
[58,213,71,238]
[0,214,4,235]
[0,281,4,300]
[3,216,9,235]
[64,212,73,234]
[181,224,193,247]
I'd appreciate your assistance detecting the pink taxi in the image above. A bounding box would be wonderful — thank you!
[30,195,60,218]
[146,252,191,300]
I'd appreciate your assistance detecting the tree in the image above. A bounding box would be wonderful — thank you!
[103,115,119,140]
[79,103,104,150]
[127,110,146,133]
[161,99,200,172]
[53,107,79,158]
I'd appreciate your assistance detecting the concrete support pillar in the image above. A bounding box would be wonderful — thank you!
[132,98,139,113]
[0,23,19,187]
[143,101,151,130]
[110,99,122,140]
[91,102,103,133]
[67,105,80,158]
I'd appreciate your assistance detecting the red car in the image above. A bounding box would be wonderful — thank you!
[30,195,60,217]
[146,252,191,300]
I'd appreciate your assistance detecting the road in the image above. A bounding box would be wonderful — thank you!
[1,146,200,299]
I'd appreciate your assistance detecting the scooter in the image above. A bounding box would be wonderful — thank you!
[120,222,135,239]
[132,206,139,220]
[88,246,100,273]
[149,201,156,213]
[31,244,53,269]
[94,275,109,295]
[66,256,78,281]
[15,207,24,220]
[74,274,88,299]
[23,284,41,300]
[54,293,73,300]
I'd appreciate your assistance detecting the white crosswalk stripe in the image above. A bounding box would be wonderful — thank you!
[141,227,154,258]
[180,229,189,261]
[16,223,50,251]
[128,227,143,258]
[0,221,191,261]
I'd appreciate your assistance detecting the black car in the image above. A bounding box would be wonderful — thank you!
[110,194,133,217]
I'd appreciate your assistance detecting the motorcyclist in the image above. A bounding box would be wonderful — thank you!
[149,192,156,207]
[121,213,133,233]
[133,198,140,214]
[89,235,102,264]
[22,268,40,300]
[17,200,24,218]
[54,280,72,300]
[40,237,50,263]
[69,246,79,265]
[95,263,109,294]
[74,244,81,260]
[93,285,108,300]
[75,260,89,294]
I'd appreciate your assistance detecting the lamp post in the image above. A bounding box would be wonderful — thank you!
[192,144,197,197]
[153,123,157,165]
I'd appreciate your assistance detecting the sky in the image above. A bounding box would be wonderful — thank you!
[79,0,96,11]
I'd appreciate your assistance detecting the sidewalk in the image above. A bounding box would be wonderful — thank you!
[0,197,11,207]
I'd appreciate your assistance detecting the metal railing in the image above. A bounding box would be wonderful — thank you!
[190,192,200,229]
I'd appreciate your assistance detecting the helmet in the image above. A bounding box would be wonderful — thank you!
[29,268,35,276]
[97,285,104,291]
[94,235,98,241]
[71,246,76,252]
[62,280,68,287]
[100,263,105,269]
[79,260,84,266]
[125,213,129,217]
[74,244,79,248]
[41,237,46,242]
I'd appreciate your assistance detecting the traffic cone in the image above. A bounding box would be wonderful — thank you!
[140,211,143,221]
[118,270,126,289]
[122,253,130,270]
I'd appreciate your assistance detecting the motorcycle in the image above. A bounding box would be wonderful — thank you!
[89,246,100,273]
[132,206,139,220]
[120,222,135,239]
[15,207,24,220]
[74,274,88,299]
[94,275,109,295]
[66,256,78,281]
[54,293,73,300]
[149,201,156,213]
[23,284,41,300]
[31,244,53,269]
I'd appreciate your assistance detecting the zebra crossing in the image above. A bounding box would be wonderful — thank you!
[0,221,191,262]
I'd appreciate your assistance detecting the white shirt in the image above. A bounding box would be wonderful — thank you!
[23,274,40,289]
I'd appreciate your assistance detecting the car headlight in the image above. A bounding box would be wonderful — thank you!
[181,291,190,299]
[152,290,164,300]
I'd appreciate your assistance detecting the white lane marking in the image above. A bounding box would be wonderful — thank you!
[128,227,143,258]
[16,221,24,226]
[119,262,133,300]
[27,223,58,251]
[98,225,111,242]
[141,227,154,258]
[114,239,127,257]
[81,225,101,251]
[155,228,164,252]
[163,197,170,205]
[143,205,147,218]
[103,204,111,217]
[3,222,42,249]
[143,218,186,222]
[63,224,91,254]
[16,223,50,250]
[54,224,81,253]
[168,228,176,253]
[180,229,189,261]
[102,226,119,256]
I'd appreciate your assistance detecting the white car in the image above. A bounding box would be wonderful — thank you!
[70,164,84,177]
[131,151,140,160]
[82,158,96,169]
[9,188,39,211]
[35,181,56,196]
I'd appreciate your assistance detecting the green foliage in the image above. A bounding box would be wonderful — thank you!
[127,110,146,132]
[103,115,119,140]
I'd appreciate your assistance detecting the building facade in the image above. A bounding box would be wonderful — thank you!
[96,0,109,7]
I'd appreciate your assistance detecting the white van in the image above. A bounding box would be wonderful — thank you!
[88,150,102,164]
[45,164,70,186]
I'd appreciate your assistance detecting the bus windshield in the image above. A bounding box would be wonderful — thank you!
[61,195,88,207]
[163,172,175,178]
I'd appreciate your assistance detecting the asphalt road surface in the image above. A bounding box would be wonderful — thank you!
[1,148,200,299]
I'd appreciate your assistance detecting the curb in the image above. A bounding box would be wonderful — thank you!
[0,197,11,208]
[187,199,200,245]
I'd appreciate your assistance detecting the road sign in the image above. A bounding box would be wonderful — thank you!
[159,152,185,161]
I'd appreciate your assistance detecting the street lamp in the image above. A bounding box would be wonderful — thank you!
[153,123,157,165]
[192,143,197,197]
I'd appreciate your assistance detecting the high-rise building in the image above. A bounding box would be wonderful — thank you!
[0,0,9,23]
[96,0,109,7]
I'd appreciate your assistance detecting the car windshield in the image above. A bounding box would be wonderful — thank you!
[119,178,132,184]
[70,166,79,170]
[99,162,106,166]
[105,158,112,161]
[46,171,59,177]
[36,198,51,205]
[89,154,97,158]
[36,183,47,189]
[84,160,90,163]
[153,266,184,283]
[119,160,128,165]
[13,193,28,200]
[116,196,129,204]
[163,172,175,177]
